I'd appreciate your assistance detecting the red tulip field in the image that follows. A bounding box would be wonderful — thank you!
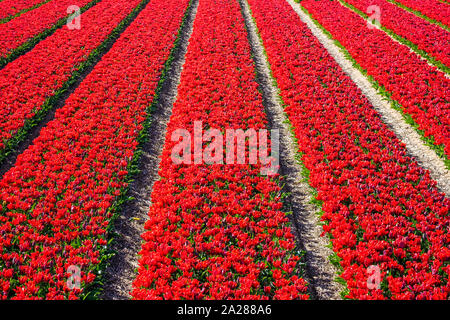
[0,0,448,301]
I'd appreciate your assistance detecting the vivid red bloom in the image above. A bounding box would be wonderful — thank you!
[131,0,308,300]
[0,0,190,299]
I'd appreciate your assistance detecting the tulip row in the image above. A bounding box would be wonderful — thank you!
[0,0,190,299]
[387,0,450,28]
[0,0,50,22]
[341,0,450,69]
[300,0,450,162]
[247,0,449,299]
[0,0,144,163]
[131,0,308,300]
[0,0,95,66]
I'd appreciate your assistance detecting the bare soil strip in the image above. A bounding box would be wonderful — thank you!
[239,0,343,300]
[100,0,199,300]
[287,0,450,198]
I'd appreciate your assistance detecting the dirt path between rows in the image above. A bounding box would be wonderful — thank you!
[100,0,199,300]
[239,0,344,300]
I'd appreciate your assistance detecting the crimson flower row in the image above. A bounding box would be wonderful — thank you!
[131,0,308,300]
[301,0,450,159]
[0,0,48,21]
[0,0,190,299]
[0,0,143,154]
[343,0,450,67]
[0,0,93,59]
[389,0,450,27]
[247,0,449,299]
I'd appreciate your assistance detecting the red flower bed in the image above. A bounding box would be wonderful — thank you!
[0,0,93,59]
[301,0,450,158]
[0,0,143,153]
[343,0,450,67]
[391,0,450,27]
[0,0,190,299]
[0,0,48,20]
[247,0,449,299]
[131,0,308,300]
